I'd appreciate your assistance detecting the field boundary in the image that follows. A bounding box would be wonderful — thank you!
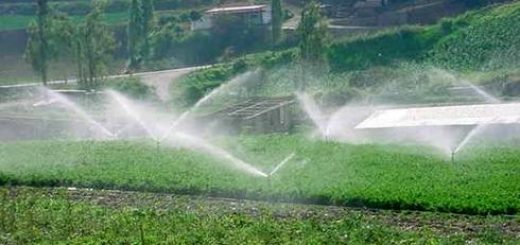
[1,180,517,217]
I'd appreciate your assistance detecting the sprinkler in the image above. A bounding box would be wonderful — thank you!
[155,139,161,163]
[451,150,455,164]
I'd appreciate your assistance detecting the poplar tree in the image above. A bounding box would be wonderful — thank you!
[298,0,328,63]
[128,0,144,70]
[127,0,155,71]
[296,0,328,90]
[271,0,283,45]
[75,1,116,90]
[141,0,155,59]
[25,0,49,86]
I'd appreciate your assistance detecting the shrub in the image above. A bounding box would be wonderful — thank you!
[327,26,443,72]
[430,2,520,70]
[107,76,155,100]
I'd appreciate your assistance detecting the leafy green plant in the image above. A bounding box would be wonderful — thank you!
[3,187,515,244]
[107,76,155,100]
[0,135,519,215]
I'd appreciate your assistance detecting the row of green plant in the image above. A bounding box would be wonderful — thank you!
[0,135,518,215]
[3,187,514,244]
[430,2,520,70]
[320,0,520,71]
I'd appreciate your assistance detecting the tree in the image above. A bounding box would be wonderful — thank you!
[271,0,283,45]
[74,1,116,90]
[296,0,328,90]
[25,0,50,86]
[128,0,144,70]
[211,14,269,60]
[127,0,155,71]
[297,0,328,63]
[141,0,155,59]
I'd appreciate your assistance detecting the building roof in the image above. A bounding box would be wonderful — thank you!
[215,96,295,120]
[356,103,520,129]
[206,5,267,15]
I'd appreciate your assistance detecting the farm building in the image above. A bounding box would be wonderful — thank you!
[191,4,272,31]
[208,96,295,134]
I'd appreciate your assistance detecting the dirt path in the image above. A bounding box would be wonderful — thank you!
[135,66,207,101]
[283,2,302,30]
[0,66,208,101]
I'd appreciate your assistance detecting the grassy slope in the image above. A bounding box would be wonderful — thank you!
[0,135,519,215]
[3,187,516,244]
[178,2,520,105]
[329,1,520,72]
[430,2,520,70]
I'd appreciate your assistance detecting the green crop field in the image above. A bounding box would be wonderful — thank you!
[1,135,519,215]
[1,187,517,244]
[1,1,520,243]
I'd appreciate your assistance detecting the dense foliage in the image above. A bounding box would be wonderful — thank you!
[0,135,519,215]
[327,26,443,72]
[127,0,155,71]
[271,0,283,45]
[24,0,50,85]
[174,49,295,106]
[107,76,155,100]
[430,2,520,70]
[2,187,514,244]
[298,0,328,64]
[328,1,520,72]
[74,2,117,89]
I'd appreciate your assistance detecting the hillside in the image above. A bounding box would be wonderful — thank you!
[177,1,520,106]
[329,1,520,72]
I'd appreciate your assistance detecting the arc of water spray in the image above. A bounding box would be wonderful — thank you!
[295,92,330,138]
[269,153,296,176]
[113,123,137,137]
[160,70,257,142]
[107,90,158,140]
[464,82,501,104]
[165,132,268,177]
[105,89,267,177]
[42,89,114,138]
[454,122,495,154]
[451,82,503,156]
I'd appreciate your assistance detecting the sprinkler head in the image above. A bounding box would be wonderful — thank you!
[451,151,455,164]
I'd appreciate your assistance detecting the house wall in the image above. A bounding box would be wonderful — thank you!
[262,5,272,24]
[191,5,272,31]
